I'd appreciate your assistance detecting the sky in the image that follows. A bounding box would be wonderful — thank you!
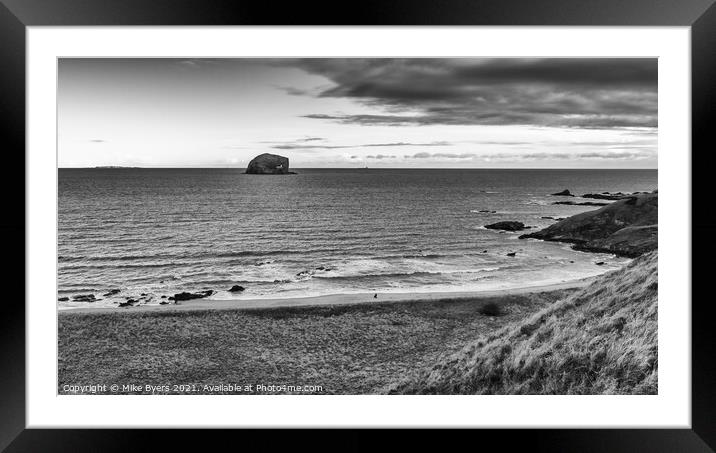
[58,58,657,169]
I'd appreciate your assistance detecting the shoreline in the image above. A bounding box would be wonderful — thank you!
[59,276,596,315]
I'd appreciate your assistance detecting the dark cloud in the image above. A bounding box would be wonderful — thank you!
[290,58,657,129]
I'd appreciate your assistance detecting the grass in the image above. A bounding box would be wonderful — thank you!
[385,251,658,395]
[58,291,572,395]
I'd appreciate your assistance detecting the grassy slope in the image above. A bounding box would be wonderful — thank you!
[386,251,658,395]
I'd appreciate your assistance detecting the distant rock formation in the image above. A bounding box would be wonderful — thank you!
[485,221,528,232]
[581,192,632,200]
[582,191,653,201]
[553,201,609,206]
[245,153,294,174]
[520,193,657,257]
[551,189,574,196]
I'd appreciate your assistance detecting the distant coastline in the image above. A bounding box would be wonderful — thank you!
[92,165,141,169]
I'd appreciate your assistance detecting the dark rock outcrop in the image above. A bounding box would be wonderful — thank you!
[506,252,517,257]
[551,189,574,196]
[72,294,97,302]
[485,221,528,231]
[520,193,657,257]
[118,299,136,308]
[103,289,121,297]
[58,297,69,302]
[553,201,609,206]
[168,290,214,302]
[228,285,245,292]
[245,153,293,175]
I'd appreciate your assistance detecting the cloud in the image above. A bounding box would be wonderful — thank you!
[401,150,652,161]
[484,151,652,161]
[577,151,650,159]
[290,58,657,129]
[408,152,476,159]
[271,141,451,150]
[276,86,311,96]
[89,139,106,143]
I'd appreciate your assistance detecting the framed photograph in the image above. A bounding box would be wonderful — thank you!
[4,0,715,450]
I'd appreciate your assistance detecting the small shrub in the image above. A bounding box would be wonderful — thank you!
[480,302,503,317]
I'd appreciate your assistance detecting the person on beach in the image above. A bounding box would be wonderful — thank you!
[374,293,377,299]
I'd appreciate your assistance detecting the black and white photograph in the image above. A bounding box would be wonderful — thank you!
[57,57,658,396]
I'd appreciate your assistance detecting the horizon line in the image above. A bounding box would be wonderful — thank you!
[58,166,658,170]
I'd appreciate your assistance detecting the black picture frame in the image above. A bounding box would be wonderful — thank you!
[2,0,714,451]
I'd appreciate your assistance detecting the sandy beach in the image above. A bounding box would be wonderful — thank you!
[60,277,596,314]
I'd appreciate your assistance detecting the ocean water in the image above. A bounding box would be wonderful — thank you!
[58,168,657,309]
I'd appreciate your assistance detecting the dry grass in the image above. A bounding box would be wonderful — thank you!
[385,251,658,395]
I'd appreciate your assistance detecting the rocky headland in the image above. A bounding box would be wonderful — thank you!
[520,192,657,257]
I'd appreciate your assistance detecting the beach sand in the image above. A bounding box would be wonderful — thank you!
[61,277,595,314]
[58,278,592,395]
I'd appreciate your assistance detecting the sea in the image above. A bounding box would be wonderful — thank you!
[58,168,657,309]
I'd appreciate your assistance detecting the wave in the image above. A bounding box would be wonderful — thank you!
[59,246,385,264]
[312,267,501,282]
[59,262,193,270]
